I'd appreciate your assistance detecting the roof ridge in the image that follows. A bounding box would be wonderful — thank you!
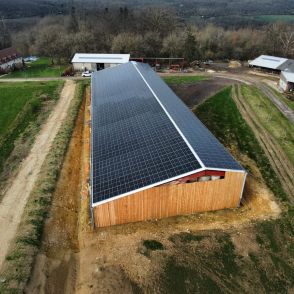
[131,61,205,168]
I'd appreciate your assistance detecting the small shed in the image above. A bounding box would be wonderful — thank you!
[71,53,130,71]
[280,71,294,92]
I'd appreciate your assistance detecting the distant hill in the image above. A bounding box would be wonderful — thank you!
[1,0,293,28]
[0,0,66,18]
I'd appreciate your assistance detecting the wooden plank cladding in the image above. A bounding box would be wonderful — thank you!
[93,171,246,228]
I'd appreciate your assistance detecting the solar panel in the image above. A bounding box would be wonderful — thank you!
[135,62,243,171]
[91,63,201,204]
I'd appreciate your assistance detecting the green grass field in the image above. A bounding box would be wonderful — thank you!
[241,85,294,166]
[0,81,63,174]
[163,75,208,85]
[1,57,67,78]
[195,86,287,201]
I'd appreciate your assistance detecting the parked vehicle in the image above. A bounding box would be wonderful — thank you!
[82,70,92,77]
[203,60,213,65]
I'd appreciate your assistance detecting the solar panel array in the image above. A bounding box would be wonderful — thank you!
[91,63,201,204]
[136,62,244,171]
[91,62,243,205]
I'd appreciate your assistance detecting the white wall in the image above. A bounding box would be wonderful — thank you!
[73,62,122,71]
[0,58,23,70]
[73,62,95,71]
[279,77,288,92]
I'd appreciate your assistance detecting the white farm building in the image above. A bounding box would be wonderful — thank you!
[71,53,130,71]
[279,71,294,92]
[249,55,294,73]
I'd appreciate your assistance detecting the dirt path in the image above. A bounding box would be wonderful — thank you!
[25,94,85,294]
[255,82,294,123]
[0,80,76,269]
[212,72,294,123]
[232,84,294,200]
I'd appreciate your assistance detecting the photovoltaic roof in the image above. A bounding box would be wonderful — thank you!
[91,62,243,205]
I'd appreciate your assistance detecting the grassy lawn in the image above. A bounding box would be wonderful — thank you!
[241,85,294,166]
[163,75,208,85]
[1,57,67,78]
[0,81,63,175]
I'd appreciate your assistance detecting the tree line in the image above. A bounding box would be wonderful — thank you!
[5,7,294,64]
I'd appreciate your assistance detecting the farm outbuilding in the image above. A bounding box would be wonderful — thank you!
[90,62,247,227]
[0,47,23,73]
[71,53,130,71]
[249,55,294,73]
[279,71,294,92]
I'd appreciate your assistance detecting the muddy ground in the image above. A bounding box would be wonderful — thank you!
[170,77,236,107]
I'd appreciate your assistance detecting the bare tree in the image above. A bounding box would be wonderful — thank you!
[162,32,184,58]
[0,17,11,50]
[111,32,144,55]
[278,26,294,57]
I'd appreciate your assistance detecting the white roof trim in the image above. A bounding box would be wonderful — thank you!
[72,53,130,64]
[92,167,205,207]
[92,167,247,207]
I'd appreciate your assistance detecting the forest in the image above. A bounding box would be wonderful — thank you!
[0,4,293,63]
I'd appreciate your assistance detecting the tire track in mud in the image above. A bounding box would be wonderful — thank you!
[232,84,294,200]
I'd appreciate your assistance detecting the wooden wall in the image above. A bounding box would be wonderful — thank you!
[93,171,246,227]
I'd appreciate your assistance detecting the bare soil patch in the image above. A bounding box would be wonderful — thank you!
[171,77,236,107]
[76,171,280,293]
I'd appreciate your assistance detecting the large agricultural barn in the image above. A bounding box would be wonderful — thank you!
[249,55,294,73]
[71,53,130,71]
[90,62,247,227]
[0,47,23,73]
